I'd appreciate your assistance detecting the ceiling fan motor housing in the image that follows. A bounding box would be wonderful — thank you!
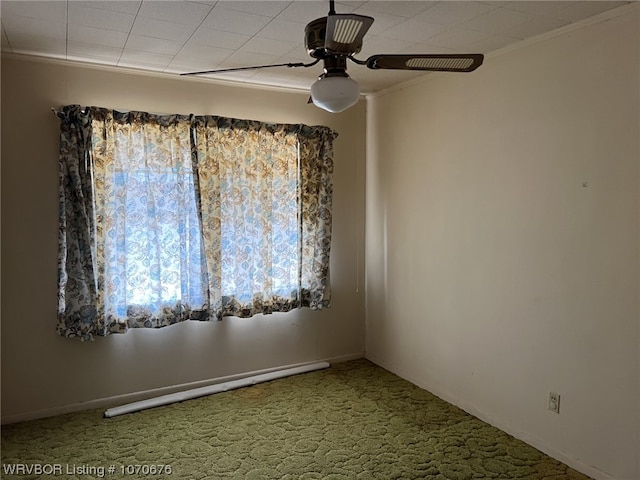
[306,16,368,59]
[305,17,329,58]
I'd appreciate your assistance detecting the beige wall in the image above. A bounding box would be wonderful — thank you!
[1,57,366,422]
[365,5,639,480]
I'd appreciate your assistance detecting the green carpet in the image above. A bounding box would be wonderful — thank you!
[1,359,591,479]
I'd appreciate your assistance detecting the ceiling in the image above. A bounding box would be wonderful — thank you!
[1,0,631,93]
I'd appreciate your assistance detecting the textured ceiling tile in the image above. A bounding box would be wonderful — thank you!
[502,15,569,40]
[202,5,272,35]
[379,19,448,43]
[470,32,521,52]
[5,33,66,55]
[1,0,633,93]
[358,35,415,59]
[68,25,129,49]
[68,4,135,32]
[67,41,122,62]
[124,34,183,55]
[238,36,299,56]
[281,44,314,62]
[138,0,212,25]
[1,15,66,40]
[496,1,575,16]
[336,1,367,9]
[351,7,406,36]
[223,50,281,68]
[189,28,251,50]
[358,1,435,18]
[119,50,174,68]
[131,16,196,42]
[428,27,494,51]
[554,1,630,21]
[406,41,458,55]
[167,47,232,72]
[278,2,333,23]
[0,1,66,20]
[416,2,497,26]
[256,18,307,43]
[461,7,534,34]
[221,0,291,17]
[176,42,233,62]
[188,0,217,5]
[73,1,143,15]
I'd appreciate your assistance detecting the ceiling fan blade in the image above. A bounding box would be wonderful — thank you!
[365,54,484,72]
[180,59,320,77]
[325,14,374,55]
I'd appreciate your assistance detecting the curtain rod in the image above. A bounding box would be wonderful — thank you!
[51,106,181,117]
[50,106,336,134]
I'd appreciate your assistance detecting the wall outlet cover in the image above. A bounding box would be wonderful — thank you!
[548,392,560,414]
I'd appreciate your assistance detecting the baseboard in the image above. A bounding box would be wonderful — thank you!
[364,353,617,480]
[1,352,365,425]
[321,351,365,364]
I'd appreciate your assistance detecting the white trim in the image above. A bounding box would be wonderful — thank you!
[365,2,639,100]
[364,353,617,480]
[0,352,364,425]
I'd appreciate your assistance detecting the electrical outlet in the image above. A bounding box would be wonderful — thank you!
[548,392,561,414]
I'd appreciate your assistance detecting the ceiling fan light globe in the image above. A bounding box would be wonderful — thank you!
[310,76,360,113]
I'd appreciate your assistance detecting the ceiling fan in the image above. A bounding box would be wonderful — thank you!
[181,0,484,113]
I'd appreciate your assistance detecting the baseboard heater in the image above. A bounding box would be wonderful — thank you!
[104,361,330,418]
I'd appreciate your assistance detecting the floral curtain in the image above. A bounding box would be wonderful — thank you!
[57,106,337,340]
[57,106,101,337]
[57,106,208,339]
[297,125,336,309]
[191,117,337,319]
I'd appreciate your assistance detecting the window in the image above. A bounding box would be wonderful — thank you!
[57,107,337,340]
[108,165,205,312]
